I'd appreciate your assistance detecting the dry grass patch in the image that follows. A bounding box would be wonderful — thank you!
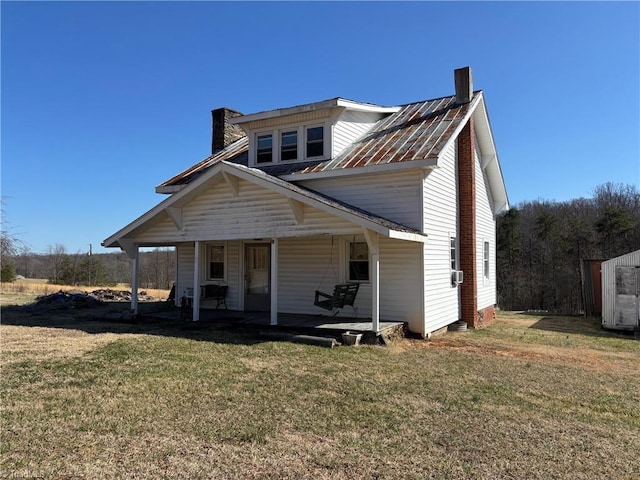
[1,310,639,479]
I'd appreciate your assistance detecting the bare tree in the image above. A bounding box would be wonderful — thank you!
[47,243,68,284]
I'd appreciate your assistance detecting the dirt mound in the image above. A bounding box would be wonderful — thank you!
[32,289,155,310]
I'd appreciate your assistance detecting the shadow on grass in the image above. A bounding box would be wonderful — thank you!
[528,314,634,339]
[0,301,267,346]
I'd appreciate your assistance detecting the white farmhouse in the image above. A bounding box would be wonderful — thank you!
[103,67,509,338]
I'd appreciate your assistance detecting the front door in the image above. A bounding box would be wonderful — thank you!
[244,243,271,311]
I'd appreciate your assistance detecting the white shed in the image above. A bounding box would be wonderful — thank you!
[601,249,640,331]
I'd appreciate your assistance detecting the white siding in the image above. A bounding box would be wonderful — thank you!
[602,250,640,329]
[176,242,194,303]
[379,237,424,331]
[277,237,343,315]
[422,141,460,334]
[177,240,242,310]
[332,110,385,158]
[475,137,497,310]
[133,179,364,244]
[299,169,423,230]
[278,236,422,322]
[176,235,422,327]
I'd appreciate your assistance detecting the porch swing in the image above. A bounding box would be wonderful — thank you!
[313,236,360,317]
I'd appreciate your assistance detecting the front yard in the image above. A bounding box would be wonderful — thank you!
[1,305,638,479]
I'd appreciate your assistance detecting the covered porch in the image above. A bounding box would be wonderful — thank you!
[102,161,427,334]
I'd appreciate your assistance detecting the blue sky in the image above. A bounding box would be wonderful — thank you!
[2,1,639,254]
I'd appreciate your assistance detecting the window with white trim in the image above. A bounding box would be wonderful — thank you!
[306,125,324,158]
[280,130,297,161]
[348,241,369,282]
[483,241,490,279]
[207,244,226,281]
[256,134,273,164]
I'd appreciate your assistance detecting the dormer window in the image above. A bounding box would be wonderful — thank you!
[281,130,297,161]
[306,126,324,158]
[252,123,327,165]
[256,134,273,164]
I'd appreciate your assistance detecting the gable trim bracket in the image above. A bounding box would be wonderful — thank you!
[287,198,305,225]
[165,207,183,231]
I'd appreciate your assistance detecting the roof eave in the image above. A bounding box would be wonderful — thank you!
[279,157,438,182]
[230,98,399,125]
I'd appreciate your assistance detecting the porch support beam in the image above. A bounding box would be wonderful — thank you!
[130,245,140,314]
[192,241,202,321]
[165,207,183,230]
[363,228,380,333]
[287,198,305,225]
[119,238,137,259]
[270,238,278,326]
[222,171,239,196]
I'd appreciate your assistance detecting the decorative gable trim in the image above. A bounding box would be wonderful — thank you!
[102,161,427,250]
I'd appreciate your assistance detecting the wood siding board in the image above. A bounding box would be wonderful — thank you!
[135,179,374,244]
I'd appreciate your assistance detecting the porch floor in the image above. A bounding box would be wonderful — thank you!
[145,307,404,337]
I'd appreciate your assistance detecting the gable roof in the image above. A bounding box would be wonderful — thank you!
[155,91,508,213]
[103,161,427,250]
[158,93,475,188]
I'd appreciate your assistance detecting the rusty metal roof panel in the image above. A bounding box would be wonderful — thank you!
[159,92,477,186]
[158,137,249,188]
[293,93,474,176]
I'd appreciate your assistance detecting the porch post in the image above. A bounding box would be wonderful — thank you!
[193,240,201,321]
[270,238,278,326]
[363,229,380,333]
[131,245,140,314]
[371,246,380,333]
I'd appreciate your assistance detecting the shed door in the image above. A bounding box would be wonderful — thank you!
[244,244,271,311]
[613,266,640,327]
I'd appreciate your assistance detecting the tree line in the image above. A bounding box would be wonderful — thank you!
[3,243,176,290]
[497,182,640,314]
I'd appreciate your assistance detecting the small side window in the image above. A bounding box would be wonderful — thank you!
[483,241,490,279]
[450,236,457,270]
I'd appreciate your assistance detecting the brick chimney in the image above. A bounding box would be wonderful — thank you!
[457,116,478,328]
[211,107,245,154]
[454,66,473,105]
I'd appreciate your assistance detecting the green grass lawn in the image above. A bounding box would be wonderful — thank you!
[1,308,639,479]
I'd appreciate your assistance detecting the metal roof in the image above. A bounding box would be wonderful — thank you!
[157,137,248,190]
[158,93,477,188]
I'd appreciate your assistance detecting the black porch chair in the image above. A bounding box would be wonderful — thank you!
[203,284,228,310]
